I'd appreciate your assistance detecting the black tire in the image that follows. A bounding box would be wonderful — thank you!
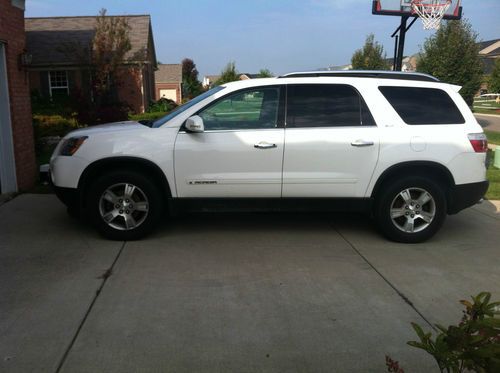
[86,170,165,240]
[374,176,447,243]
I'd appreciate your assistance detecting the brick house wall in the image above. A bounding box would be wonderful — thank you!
[25,15,157,115]
[0,0,36,191]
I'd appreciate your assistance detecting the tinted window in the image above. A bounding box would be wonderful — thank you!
[379,86,465,125]
[287,84,375,128]
[199,87,280,131]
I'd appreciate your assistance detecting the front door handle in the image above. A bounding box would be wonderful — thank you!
[254,142,277,149]
[351,140,374,147]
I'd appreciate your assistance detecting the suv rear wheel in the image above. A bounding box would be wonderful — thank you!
[375,176,447,243]
[86,171,164,240]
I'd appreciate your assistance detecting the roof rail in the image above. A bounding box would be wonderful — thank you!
[278,70,440,82]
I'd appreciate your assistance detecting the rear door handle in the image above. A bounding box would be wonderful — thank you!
[254,142,277,149]
[351,140,374,147]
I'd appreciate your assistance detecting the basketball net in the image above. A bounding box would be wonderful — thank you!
[411,0,452,30]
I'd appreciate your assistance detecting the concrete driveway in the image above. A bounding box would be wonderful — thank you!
[1,194,499,373]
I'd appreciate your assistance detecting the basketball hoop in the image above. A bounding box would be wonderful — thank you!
[411,0,452,30]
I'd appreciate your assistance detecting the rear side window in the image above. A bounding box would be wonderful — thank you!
[287,84,375,128]
[379,86,465,125]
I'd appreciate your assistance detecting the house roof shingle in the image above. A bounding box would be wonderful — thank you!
[477,39,500,53]
[25,15,153,66]
[155,64,182,84]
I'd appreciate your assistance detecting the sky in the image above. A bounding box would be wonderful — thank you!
[25,0,500,77]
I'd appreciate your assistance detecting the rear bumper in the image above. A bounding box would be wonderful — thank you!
[448,180,489,214]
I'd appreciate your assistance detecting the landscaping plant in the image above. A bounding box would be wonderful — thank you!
[387,292,500,373]
[351,34,390,70]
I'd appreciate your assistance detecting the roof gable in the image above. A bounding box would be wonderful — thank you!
[25,15,154,66]
[478,39,500,55]
[155,64,182,83]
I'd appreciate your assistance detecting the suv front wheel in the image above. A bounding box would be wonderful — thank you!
[375,176,447,243]
[86,171,165,240]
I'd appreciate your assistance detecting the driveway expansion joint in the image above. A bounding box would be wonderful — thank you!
[54,241,127,373]
[331,223,437,332]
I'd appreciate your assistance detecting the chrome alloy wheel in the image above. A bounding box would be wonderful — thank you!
[390,188,436,234]
[98,183,149,231]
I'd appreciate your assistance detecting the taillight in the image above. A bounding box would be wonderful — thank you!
[468,133,488,153]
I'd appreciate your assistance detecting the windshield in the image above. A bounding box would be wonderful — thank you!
[152,86,226,128]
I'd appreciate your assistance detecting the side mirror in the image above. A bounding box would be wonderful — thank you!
[185,115,204,133]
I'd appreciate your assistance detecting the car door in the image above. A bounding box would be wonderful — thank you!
[174,85,285,198]
[282,83,380,198]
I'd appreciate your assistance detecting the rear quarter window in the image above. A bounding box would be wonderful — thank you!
[379,86,465,125]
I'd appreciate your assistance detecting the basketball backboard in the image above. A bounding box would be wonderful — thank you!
[372,0,462,19]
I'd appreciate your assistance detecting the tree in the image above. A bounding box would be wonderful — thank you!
[70,8,133,125]
[489,59,500,94]
[92,8,131,98]
[258,68,274,78]
[181,58,202,99]
[351,34,390,70]
[216,62,240,85]
[417,19,483,105]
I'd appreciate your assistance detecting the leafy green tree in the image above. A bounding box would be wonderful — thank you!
[258,69,274,78]
[417,20,483,105]
[351,34,390,70]
[181,58,202,99]
[489,59,500,94]
[216,62,240,85]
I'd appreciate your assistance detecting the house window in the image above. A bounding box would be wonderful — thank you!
[49,71,69,98]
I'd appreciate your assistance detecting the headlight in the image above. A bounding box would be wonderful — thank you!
[59,136,88,156]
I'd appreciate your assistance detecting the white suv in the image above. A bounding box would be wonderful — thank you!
[50,71,489,243]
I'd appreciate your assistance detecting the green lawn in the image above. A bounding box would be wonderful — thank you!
[486,165,500,200]
[486,143,500,200]
[484,131,500,200]
[485,130,500,145]
[474,108,500,115]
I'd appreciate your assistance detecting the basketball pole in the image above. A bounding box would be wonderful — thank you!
[391,16,418,71]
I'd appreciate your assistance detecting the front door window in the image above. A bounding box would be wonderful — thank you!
[199,87,280,131]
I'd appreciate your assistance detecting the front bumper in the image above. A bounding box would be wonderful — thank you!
[448,180,489,214]
[53,185,79,210]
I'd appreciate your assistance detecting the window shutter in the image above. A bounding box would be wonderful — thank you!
[40,71,50,98]
[67,70,76,94]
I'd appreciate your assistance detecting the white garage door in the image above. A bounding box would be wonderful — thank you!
[160,89,177,102]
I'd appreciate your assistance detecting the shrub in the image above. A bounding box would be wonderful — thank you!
[129,112,168,122]
[146,98,177,113]
[33,115,80,138]
[33,115,81,158]
[387,292,500,373]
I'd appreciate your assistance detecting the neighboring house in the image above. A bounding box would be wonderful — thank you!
[239,73,261,80]
[0,0,36,194]
[202,75,220,89]
[478,39,500,93]
[400,55,418,72]
[477,39,500,95]
[326,64,353,71]
[155,64,182,104]
[202,73,262,89]
[478,38,500,74]
[25,14,158,114]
